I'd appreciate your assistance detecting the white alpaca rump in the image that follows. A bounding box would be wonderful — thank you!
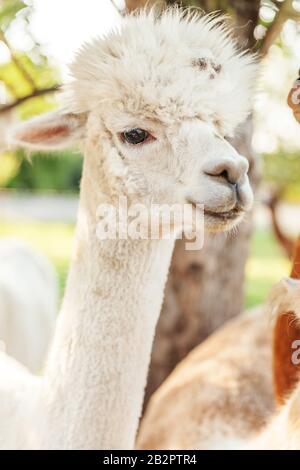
[0,239,57,373]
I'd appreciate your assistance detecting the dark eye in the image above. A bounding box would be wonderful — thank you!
[122,128,150,145]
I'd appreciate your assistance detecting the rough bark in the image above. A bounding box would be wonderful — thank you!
[123,0,158,12]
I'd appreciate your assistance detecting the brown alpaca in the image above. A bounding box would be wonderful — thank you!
[137,242,300,449]
[137,306,275,449]
[272,238,300,404]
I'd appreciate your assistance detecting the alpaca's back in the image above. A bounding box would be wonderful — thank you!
[0,350,41,449]
[0,239,58,373]
[137,307,275,449]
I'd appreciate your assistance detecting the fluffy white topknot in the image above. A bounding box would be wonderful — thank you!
[64,7,257,136]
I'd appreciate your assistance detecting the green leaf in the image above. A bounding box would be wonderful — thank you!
[0,0,26,31]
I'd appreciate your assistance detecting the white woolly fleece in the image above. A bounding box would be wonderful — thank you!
[65,8,257,136]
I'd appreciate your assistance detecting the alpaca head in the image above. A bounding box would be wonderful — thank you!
[269,278,300,321]
[10,9,256,232]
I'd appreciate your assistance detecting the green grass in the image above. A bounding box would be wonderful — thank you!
[0,221,291,308]
[245,228,290,308]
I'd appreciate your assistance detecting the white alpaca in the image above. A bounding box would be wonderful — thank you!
[0,9,255,449]
[0,239,57,373]
[138,280,300,450]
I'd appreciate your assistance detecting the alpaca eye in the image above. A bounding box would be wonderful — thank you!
[122,128,149,145]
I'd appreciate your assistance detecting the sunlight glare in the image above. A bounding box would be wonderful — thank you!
[27,0,121,78]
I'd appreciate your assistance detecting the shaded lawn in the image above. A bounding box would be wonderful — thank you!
[0,221,291,309]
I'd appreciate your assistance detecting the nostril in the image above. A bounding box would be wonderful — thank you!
[219,169,230,183]
[205,168,237,186]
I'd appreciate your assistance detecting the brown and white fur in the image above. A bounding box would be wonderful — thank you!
[137,279,300,450]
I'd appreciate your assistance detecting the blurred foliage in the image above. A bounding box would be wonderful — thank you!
[0,150,18,185]
[245,227,289,307]
[263,151,300,201]
[0,0,78,191]
[0,0,59,102]
[0,0,24,30]
[7,149,83,192]
[0,52,57,100]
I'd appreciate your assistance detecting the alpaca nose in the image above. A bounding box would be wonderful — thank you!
[204,156,249,187]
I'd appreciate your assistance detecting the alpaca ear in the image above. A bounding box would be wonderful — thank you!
[268,278,300,319]
[9,112,87,151]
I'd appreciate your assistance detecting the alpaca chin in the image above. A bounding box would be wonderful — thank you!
[204,210,245,233]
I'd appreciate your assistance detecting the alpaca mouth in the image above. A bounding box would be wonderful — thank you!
[187,199,244,225]
[204,207,244,221]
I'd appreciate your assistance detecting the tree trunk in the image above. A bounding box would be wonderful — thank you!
[124,0,157,12]
[143,0,262,406]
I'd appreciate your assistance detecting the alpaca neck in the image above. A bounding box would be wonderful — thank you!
[41,165,175,450]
